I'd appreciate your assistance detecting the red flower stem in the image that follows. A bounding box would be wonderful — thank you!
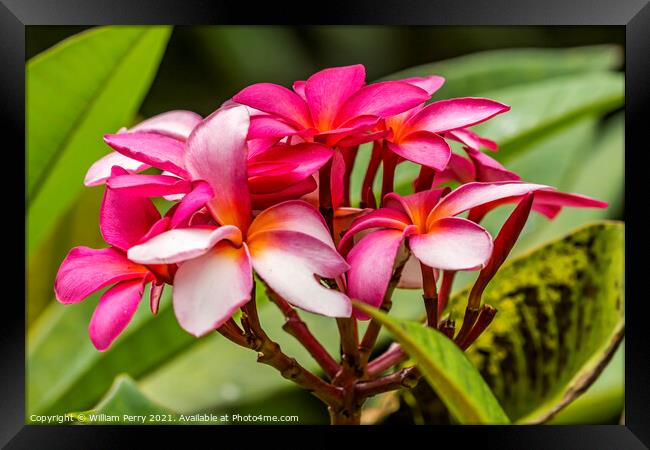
[236,284,343,407]
[266,287,340,379]
[358,259,407,368]
[367,345,408,378]
[319,159,334,234]
[420,262,439,328]
[458,305,497,350]
[380,143,398,203]
[437,270,457,317]
[360,141,382,208]
[216,318,249,348]
[355,366,421,399]
[341,145,359,207]
[414,166,436,192]
[440,317,456,339]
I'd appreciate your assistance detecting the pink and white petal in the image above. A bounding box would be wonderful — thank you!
[100,168,161,251]
[232,83,312,129]
[128,225,243,265]
[387,131,451,171]
[138,217,172,244]
[333,207,370,247]
[103,132,189,178]
[305,64,366,130]
[185,105,252,231]
[84,152,149,187]
[89,277,148,351]
[335,81,430,126]
[129,110,202,141]
[407,98,510,134]
[429,181,549,225]
[150,282,165,315]
[346,228,412,319]
[251,178,318,210]
[410,217,493,271]
[55,247,149,304]
[396,254,426,289]
[173,242,253,336]
[248,199,334,248]
[445,128,498,151]
[106,174,192,197]
[465,147,520,182]
[170,181,214,228]
[338,208,411,253]
[400,75,445,96]
[249,230,351,318]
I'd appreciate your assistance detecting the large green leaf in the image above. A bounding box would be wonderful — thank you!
[354,303,510,424]
[394,221,624,424]
[384,45,621,99]
[26,26,172,257]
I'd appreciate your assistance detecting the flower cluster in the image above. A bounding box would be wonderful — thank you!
[55,64,606,354]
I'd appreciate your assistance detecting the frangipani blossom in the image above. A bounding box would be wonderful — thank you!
[100,109,334,211]
[233,64,430,147]
[55,167,176,350]
[84,110,203,186]
[126,106,351,336]
[339,182,550,315]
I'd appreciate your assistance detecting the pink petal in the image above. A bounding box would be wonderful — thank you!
[55,247,149,304]
[248,199,334,248]
[84,152,149,187]
[410,217,493,271]
[346,228,413,319]
[335,81,430,126]
[305,64,366,130]
[247,115,301,141]
[106,174,192,197]
[185,105,252,231]
[429,181,549,225]
[338,207,411,253]
[89,277,148,351]
[383,189,447,231]
[100,168,161,251]
[445,128,498,151]
[387,131,451,171]
[251,177,317,210]
[232,83,312,129]
[170,181,214,228]
[128,226,242,265]
[396,254,428,289]
[248,142,334,191]
[150,282,165,315]
[129,110,202,141]
[173,242,253,336]
[400,75,445,95]
[407,98,510,134]
[433,152,477,185]
[293,80,307,99]
[333,207,369,247]
[465,147,520,182]
[330,150,346,209]
[249,230,351,318]
[137,216,172,245]
[103,132,189,178]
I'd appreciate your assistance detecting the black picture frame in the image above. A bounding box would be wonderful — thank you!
[5,0,648,447]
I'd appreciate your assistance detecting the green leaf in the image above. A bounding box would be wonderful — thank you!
[353,302,510,424]
[396,221,624,424]
[26,26,172,257]
[65,375,172,425]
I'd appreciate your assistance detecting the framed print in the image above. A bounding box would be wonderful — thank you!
[4,0,649,447]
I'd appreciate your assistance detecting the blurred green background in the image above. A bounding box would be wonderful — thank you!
[26,26,624,425]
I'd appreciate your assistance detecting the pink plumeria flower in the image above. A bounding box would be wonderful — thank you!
[126,106,351,337]
[55,167,177,351]
[232,64,430,147]
[84,110,203,186]
[339,182,550,317]
[100,109,334,212]
[382,87,510,172]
